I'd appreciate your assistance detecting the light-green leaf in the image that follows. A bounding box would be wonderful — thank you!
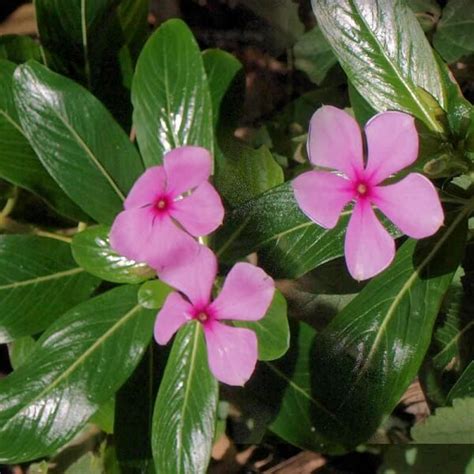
[13,61,144,224]
[312,0,446,132]
[411,398,474,443]
[132,19,214,166]
[152,322,218,474]
[138,280,173,309]
[0,285,155,463]
[71,225,155,284]
[0,235,99,343]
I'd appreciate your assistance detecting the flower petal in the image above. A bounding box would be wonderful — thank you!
[158,245,217,306]
[170,182,224,237]
[292,170,355,229]
[124,166,167,210]
[154,292,192,345]
[364,111,418,184]
[345,199,395,281]
[210,263,274,321]
[307,105,363,179]
[372,173,444,239]
[146,215,201,273]
[164,146,212,197]
[204,322,258,386]
[109,207,154,263]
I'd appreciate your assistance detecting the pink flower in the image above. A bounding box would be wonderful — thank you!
[293,106,444,281]
[110,146,224,272]
[154,246,275,386]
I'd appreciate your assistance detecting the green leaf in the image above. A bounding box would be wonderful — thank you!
[308,210,468,447]
[214,142,284,207]
[72,225,155,284]
[0,235,99,343]
[215,182,349,278]
[152,322,218,474]
[411,398,474,443]
[293,26,338,85]
[8,336,36,370]
[138,280,173,309]
[0,285,155,463]
[241,322,344,452]
[132,19,213,166]
[14,61,144,224]
[434,0,474,63]
[0,35,43,63]
[0,59,88,221]
[35,0,134,126]
[409,0,441,32]
[118,0,149,63]
[312,0,446,132]
[90,397,115,434]
[447,361,474,403]
[235,290,289,361]
[115,344,164,473]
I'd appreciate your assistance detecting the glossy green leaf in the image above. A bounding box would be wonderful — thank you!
[447,361,474,403]
[132,19,213,166]
[241,322,344,452]
[115,344,164,473]
[138,280,173,309]
[411,398,474,443]
[72,225,155,284]
[14,61,144,224]
[215,182,350,278]
[8,336,36,370]
[152,322,218,474]
[308,210,468,447]
[0,285,155,463]
[0,235,99,343]
[434,0,474,63]
[0,35,42,63]
[235,290,289,361]
[312,0,446,132]
[0,59,88,221]
[293,26,338,85]
[35,0,134,126]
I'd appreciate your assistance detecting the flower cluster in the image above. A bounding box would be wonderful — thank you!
[110,107,444,384]
[110,146,274,386]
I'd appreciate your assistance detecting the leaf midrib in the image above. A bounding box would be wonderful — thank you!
[345,0,443,132]
[2,303,143,431]
[0,267,84,290]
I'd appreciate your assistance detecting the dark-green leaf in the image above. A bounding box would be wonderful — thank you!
[0,285,155,463]
[0,235,99,343]
[13,61,144,224]
[132,19,214,166]
[312,0,446,132]
[214,182,350,278]
[152,322,218,474]
[0,59,87,221]
[308,209,468,447]
[72,225,155,284]
[447,361,474,403]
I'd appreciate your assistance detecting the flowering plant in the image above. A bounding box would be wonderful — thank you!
[0,1,473,472]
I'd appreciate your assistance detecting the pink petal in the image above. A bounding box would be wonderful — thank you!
[364,111,419,184]
[158,245,217,306]
[204,322,258,386]
[154,292,192,345]
[124,166,167,210]
[210,263,274,321]
[371,173,444,239]
[170,182,224,237]
[345,199,395,281]
[292,170,355,229]
[146,215,201,273]
[307,106,364,180]
[109,207,154,263]
[164,146,212,197]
